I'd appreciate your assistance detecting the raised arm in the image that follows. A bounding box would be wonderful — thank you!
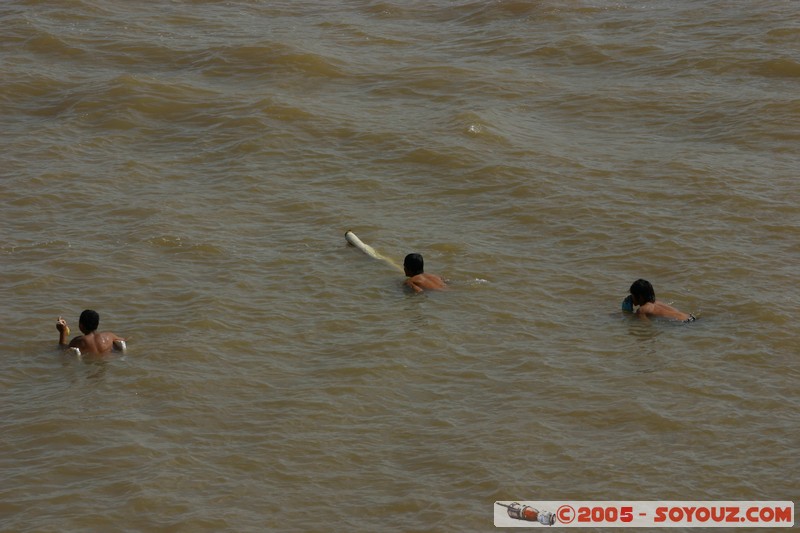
[56,317,70,346]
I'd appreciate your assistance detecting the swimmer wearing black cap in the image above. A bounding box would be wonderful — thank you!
[403,253,447,293]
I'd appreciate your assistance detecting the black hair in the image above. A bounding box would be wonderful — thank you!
[629,279,656,303]
[79,309,100,332]
[403,253,424,276]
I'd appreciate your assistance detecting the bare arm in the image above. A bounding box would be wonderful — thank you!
[404,278,424,293]
[636,301,690,321]
[56,317,70,346]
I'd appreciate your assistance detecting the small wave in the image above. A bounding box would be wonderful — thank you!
[752,57,800,78]
[145,235,225,257]
[23,29,87,60]
[194,42,347,79]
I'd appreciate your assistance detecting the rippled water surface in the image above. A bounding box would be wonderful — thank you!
[1,1,798,531]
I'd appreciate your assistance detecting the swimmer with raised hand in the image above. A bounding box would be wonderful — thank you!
[57,309,127,355]
[403,253,447,293]
[622,279,696,323]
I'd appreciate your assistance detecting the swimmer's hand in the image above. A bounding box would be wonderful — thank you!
[56,316,70,336]
[621,295,634,312]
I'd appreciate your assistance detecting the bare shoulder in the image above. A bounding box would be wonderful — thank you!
[650,301,691,321]
[431,273,447,289]
[636,302,656,316]
[97,331,124,348]
[404,278,423,293]
[410,273,447,291]
[68,335,87,349]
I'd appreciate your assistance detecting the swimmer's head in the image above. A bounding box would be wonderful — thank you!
[403,253,424,276]
[78,309,100,333]
[629,279,656,306]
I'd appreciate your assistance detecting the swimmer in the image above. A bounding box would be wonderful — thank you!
[403,253,447,293]
[57,309,127,355]
[622,279,696,323]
